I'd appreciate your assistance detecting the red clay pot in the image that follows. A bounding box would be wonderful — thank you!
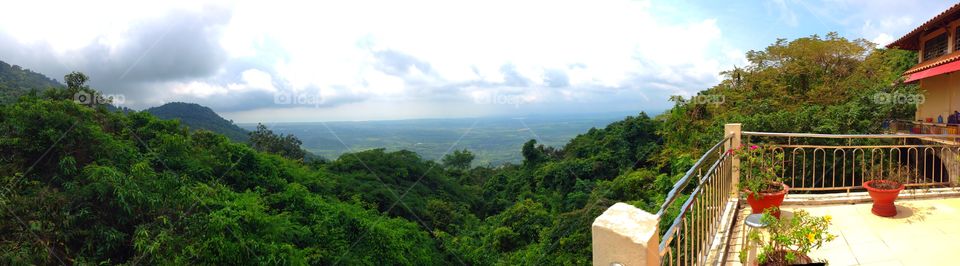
[745,183,789,218]
[863,180,904,217]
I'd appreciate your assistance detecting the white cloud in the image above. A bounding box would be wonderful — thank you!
[234,69,277,93]
[172,69,277,98]
[872,33,894,47]
[0,0,742,121]
[172,81,228,98]
[0,0,220,53]
[211,0,733,119]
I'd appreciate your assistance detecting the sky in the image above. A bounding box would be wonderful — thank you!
[0,0,955,122]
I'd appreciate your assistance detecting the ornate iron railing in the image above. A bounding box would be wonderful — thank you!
[742,131,960,192]
[653,130,960,266]
[657,136,735,266]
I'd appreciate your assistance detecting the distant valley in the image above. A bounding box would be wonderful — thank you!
[0,59,638,166]
[239,113,632,165]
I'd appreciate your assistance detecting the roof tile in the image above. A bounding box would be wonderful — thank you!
[905,50,960,74]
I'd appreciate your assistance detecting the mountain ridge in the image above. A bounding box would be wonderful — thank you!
[0,59,63,103]
[145,102,250,142]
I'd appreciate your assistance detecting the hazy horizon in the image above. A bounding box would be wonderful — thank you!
[238,112,638,166]
[231,109,654,124]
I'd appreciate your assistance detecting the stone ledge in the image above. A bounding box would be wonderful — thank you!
[592,202,660,266]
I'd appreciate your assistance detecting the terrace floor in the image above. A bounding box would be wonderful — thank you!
[723,196,960,265]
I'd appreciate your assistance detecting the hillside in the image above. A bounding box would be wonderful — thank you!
[0,96,450,264]
[145,102,249,142]
[657,33,918,161]
[0,59,62,103]
[0,34,920,264]
[0,60,249,143]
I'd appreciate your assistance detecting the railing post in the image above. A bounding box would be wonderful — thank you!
[592,203,660,266]
[726,123,742,198]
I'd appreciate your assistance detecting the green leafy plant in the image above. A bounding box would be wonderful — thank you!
[732,145,784,197]
[865,164,912,189]
[740,208,836,265]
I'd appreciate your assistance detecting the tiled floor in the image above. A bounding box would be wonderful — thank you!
[725,197,960,265]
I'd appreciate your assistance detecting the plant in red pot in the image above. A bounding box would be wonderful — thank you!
[734,145,788,218]
[863,165,909,217]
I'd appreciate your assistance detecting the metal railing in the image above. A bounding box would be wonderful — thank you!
[657,136,735,266]
[888,119,960,136]
[742,131,960,192]
[653,129,960,266]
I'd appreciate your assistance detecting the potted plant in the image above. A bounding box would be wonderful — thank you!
[863,165,909,217]
[740,209,836,266]
[734,145,789,218]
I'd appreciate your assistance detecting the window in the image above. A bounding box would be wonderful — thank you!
[924,33,948,61]
[956,27,960,52]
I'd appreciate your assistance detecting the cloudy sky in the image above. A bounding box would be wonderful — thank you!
[0,0,954,122]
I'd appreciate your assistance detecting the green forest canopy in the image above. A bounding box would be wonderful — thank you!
[0,33,917,264]
[0,61,62,104]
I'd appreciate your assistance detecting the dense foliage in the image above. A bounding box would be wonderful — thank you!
[741,210,836,265]
[248,123,311,161]
[658,33,917,158]
[0,33,919,264]
[0,93,450,264]
[0,60,62,103]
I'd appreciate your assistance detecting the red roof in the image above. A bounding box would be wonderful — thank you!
[904,50,960,75]
[904,59,960,83]
[887,3,960,50]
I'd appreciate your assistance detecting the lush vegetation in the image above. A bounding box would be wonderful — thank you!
[741,210,836,265]
[735,145,785,197]
[0,33,919,264]
[0,60,62,103]
[659,33,917,157]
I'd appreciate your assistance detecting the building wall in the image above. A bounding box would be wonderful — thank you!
[917,72,960,121]
[909,13,960,122]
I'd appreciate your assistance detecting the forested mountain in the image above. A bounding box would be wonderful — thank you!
[0,60,62,103]
[657,33,917,159]
[0,33,919,264]
[0,61,249,142]
[145,102,250,142]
